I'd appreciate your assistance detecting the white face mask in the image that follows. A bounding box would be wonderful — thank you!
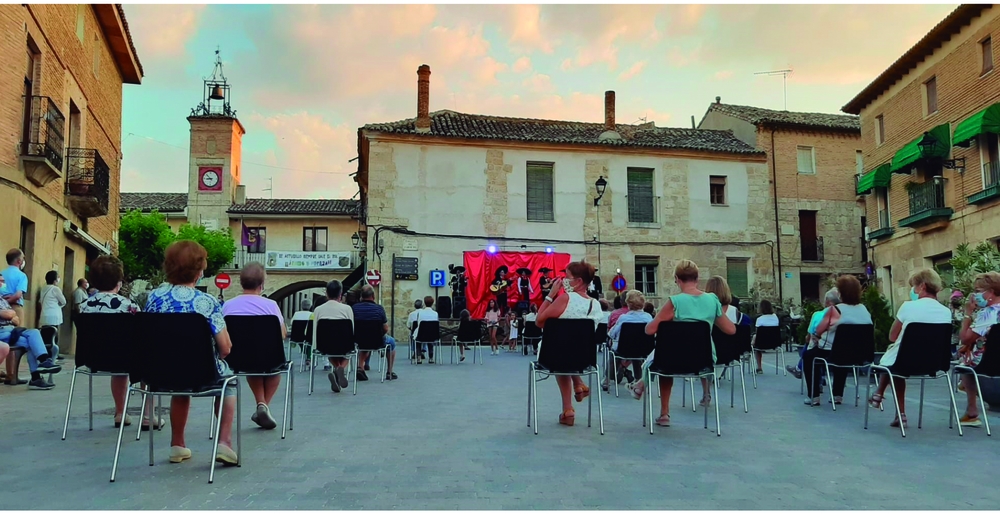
[18,261,25,270]
[562,278,574,290]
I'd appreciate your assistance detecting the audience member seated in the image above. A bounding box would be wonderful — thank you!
[352,284,397,379]
[144,241,238,466]
[291,300,312,324]
[604,289,652,391]
[413,296,439,364]
[221,262,286,430]
[629,260,736,427]
[956,271,1000,428]
[598,299,611,325]
[787,289,840,379]
[535,260,603,427]
[312,280,354,392]
[0,274,60,389]
[752,300,780,374]
[607,295,628,329]
[407,299,423,356]
[79,255,158,429]
[699,275,739,406]
[868,269,950,428]
[456,309,475,361]
[804,275,873,407]
[643,302,655,316]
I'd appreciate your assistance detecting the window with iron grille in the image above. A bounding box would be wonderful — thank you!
[726,258,749,298]
[710,175,727,205]
[526,161,554,222]
[627,167,655,223]
[634,258,658,296]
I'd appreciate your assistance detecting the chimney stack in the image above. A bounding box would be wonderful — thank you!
[715,96,721,104]
[604,91,616,131]
[691,115,696,129]
[416,64,431,133]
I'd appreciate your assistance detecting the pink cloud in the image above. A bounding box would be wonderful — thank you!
[618,61,648,82]
[713,70,734,80]
[505,5,555,54]
[512,56,532,73]
[522,73,555,93]
[124,5,206,60]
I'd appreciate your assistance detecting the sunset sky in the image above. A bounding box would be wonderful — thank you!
[119,3,956,201]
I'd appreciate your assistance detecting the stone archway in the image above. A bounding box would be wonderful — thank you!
[268,280,327,305]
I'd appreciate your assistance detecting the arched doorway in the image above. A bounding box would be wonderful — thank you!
[269,280,327,319]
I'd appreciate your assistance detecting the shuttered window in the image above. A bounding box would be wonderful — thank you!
[526,162,554,222]
[635,257,658,296]
[797,146,815,174]
[710,175,727,205]
[627,167,655,223]
[726,258,750,298]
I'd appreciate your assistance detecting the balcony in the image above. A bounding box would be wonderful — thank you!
[899,176,953,228]
[968,161,1000,205]
[65,148,110,218]
[869,210,894,240]
[228,250,358,271]
[19,96,65,187]
[801,235,824,262]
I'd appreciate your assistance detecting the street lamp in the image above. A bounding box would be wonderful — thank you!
[594,176,608,280]
[351,232,361,249]
[917,131,935,153]
[594,176,608,206]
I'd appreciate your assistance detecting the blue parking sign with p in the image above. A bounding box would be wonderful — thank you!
[430,269,447,288]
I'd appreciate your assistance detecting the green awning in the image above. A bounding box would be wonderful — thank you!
[856,163,891,194]
[890,123,952,173]
[953,103,1000,147]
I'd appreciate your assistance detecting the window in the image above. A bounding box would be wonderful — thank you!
[924,76,938,115]
[526,161,554,222]
[796,146,816,174]
[246,227,266,253]
[76,5,86,42]
[20,217,35,287]
[982,37,994,75]
[709,175,727,205]
[627,167,655,223]
[726,258,749,298]
[634,258,658,296]
[303,227,328,252]
[876,188,890,228]
[799,210,819,262]
[876,115,885,145]
[980,132,1000,187]
[856,151,864,176]
[92,35,100,78]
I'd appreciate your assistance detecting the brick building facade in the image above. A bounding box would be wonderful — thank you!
[845,4,1000,307]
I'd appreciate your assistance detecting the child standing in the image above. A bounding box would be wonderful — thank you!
[506,311,518,352]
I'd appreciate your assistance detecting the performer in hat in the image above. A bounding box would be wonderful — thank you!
[514,268,533,315]
[449,265,467,297]
[489,265,511,314]
[539,268,554,300]
[588,268,603,300]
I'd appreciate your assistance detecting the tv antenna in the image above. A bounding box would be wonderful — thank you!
[754,69,793,110]
[263,177,273,199]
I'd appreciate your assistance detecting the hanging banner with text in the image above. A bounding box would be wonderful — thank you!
[265,251,353,270]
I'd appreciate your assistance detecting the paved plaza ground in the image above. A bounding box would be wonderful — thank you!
[2,347,999,510]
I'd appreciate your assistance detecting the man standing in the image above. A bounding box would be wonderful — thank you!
[312,280,354,392]
[72,278,89,315]
[351,285,398,381]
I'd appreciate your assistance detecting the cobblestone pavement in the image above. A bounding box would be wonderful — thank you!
[1,348,998,510]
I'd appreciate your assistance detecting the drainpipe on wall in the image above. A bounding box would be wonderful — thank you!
[770,128,784,303]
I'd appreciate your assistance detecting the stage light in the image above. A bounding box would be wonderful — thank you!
[487,245,498,253]
[545,246,554,253]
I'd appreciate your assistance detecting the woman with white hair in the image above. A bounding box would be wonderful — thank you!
[603,290,652,389]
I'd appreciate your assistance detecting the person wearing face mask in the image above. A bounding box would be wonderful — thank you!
[956,271,1000,428]
[805,275,873,407]
[867,269,950,428]
[38,270,67,330]
[2,249,29,381]
[535,260,603,427]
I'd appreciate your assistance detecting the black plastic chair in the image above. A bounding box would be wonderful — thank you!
[609,323,654,398]
[110,313,241,485]
[354,319,389,381]
[952,323,1000,437]
[712,324,751,413]
[414,320,441,365]
[289,318,313,371]
[645,321,720,436]
[308,318,357,395]
[521,320,542,357]
[812,324,874,411]
[224,315,294,439]
[752,325,786,376]
[527,318,604,435]
[865,322,961,437]
[62,313,140,440]
[455,319,484,364]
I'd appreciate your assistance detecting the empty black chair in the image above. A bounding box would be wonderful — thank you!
[354,319,389,381]
[752,325,786,376]
[414,320,441,365]
[608,323,654,398]
[866,323,961,437]
[712,324,751,413]
[225,315,294,439]
[952,323,1000,437]
[110,313,241,485]
[645,321,720,436]
[62,313,139,440]
[812,324,874,411]
[455,319,484,364]
[527,318,604,435]
[289,318,313,371]
[308,318,356,395]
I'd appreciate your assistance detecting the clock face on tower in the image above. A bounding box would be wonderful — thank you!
[198,166,223,192]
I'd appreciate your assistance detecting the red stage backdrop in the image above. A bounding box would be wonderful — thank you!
[463,250,572,318]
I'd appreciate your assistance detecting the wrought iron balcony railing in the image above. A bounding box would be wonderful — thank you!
[968,161,1000,205]
[65,148,110,217]
[900,176,952,228]
[19,96,65,186]
[869,210,894,240]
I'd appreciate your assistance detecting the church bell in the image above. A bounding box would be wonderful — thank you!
[209,84,225,100]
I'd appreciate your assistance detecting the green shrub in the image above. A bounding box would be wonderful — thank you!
[861,285,895,352]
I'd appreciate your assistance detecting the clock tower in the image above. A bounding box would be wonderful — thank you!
[186,50,244,231]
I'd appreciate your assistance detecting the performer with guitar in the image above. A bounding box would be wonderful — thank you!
[489,265,511,314]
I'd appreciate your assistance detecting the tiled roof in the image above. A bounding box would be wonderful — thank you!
[706,102,860,132]
[116,4,144,77]
[363,110,763,155]
[228,199,359,216]
[120,193,187,213]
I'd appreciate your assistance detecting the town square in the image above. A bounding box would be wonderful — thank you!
[2,2,1000,510]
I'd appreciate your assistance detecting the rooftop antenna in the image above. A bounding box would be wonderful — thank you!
[754,69,793,110]
[263,177,273,199]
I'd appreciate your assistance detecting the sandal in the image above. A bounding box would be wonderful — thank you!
[868,393,883,409]
[890,413,908,428]
[699,395,712,407]
[559,410,575,426]
[574,384,590,402]
[655,414,671,427]
[629,382,644,400]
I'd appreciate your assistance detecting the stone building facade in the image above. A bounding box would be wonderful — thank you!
[0,4,141,348]
[358,66,776,337]
[699,101,866,304]
[844,4,1000,307]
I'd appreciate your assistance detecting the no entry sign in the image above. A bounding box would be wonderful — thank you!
[612,275,627,292]
[366,269,381,287]
[215,273,231,290]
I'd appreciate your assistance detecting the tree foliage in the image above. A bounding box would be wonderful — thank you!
[118,210,175,283]
[861,285,895,353]
[944,241,1000,295]
[176,224,237,278]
